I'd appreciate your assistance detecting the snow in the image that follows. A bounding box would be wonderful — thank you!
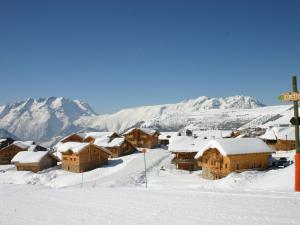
[193,130,233,139]
[93,136,111,147]
[123,127,158,135]
[84,131,115,139]
[260,126,296,141]
[12,141,34,150]
[56,142,89,153]
[0,96,294,147]
[195,138,273,158]
[159,132,179,140]
[0,150,299,225]
[106,137,125,147]
[168,136,209,152]
[11,151,49,163]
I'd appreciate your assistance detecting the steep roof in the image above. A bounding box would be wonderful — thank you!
[106,137,126,147]
[57,142,111,155]
[84,132,116,139]
[168,136,209,153]
[123,128,159,136]
[12,141,34,150]
[11,151,57,164]
[260,127,296,141]
[57,142,90,154]
[195,138,273,158]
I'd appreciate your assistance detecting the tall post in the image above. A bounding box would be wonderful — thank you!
[292,76,300,191]
[142,149,148,188]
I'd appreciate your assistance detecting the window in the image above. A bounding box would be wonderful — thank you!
[224,163,228,169]
[236,164,239,170]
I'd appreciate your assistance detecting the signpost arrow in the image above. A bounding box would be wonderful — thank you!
[279,75,300,192]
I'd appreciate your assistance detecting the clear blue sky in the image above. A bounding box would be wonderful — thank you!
[0,0,299,113]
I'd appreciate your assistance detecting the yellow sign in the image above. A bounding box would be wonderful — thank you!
[278,92,300,101]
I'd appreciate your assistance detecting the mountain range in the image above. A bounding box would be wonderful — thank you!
[0,96,292,147]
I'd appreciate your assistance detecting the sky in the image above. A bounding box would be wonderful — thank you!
[0,0,300,113]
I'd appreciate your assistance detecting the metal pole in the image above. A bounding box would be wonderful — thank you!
[81,170,84,188]
[292,76,300,191]
[143,150,148,188]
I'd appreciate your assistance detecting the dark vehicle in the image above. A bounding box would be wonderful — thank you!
[271,157,292,168]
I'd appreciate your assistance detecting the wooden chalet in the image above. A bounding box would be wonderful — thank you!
[260,127,296,151]
[57,142,112,173]
[94,137,136,158]
[123,128,160,149]
[195,138,273,180]
[169,136,208,171]
[11,151,59,173]
[0,141,36,165]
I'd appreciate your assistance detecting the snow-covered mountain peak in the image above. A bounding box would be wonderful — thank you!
[179,95,265,110]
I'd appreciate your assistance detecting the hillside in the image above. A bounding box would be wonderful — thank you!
[0,95,292,146]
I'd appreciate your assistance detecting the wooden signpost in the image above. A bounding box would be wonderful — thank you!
[278,76,300,192]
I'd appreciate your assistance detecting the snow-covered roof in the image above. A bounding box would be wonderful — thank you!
[195,138,273,158]
[13,141,34,150]
[260,127,296,141]
[193,130,233,139]
[123,128,158,136]
[159,132,179,140]
[57,141,111,155]
[93,136,111,147]
[0,139,7,143]
[106,137,126,147]
[168,136,209,153]
[11,151,50,164]
[57,142,90,154]
[84,132,116,139]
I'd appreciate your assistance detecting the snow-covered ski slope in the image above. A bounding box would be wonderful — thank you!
[0,149,299,225]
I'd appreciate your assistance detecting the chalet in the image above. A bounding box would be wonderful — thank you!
[11,151,59,173]
[57,142,112,173]
[169,136,208,171]
[94,137,137,158]
[0,141,35,165]
[0,138,15,150]
[123,128,160,149]
[194,138,273,180]
[260,127,296,151]
[159,132,179,146]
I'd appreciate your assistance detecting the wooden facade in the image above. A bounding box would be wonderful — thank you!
[172,152,198,171]
[124,128,159,149]
[61,144,111,173]
[199,148,270,180]
[105,140,136,158]
[0,145,26,165]
[264,139,296,151]
[14,154,58,173]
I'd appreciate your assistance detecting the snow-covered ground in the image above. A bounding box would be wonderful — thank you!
[0,149,299,225]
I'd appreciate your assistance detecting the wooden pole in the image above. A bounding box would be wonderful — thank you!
[143,149,148,188]
[292,76,300,192]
